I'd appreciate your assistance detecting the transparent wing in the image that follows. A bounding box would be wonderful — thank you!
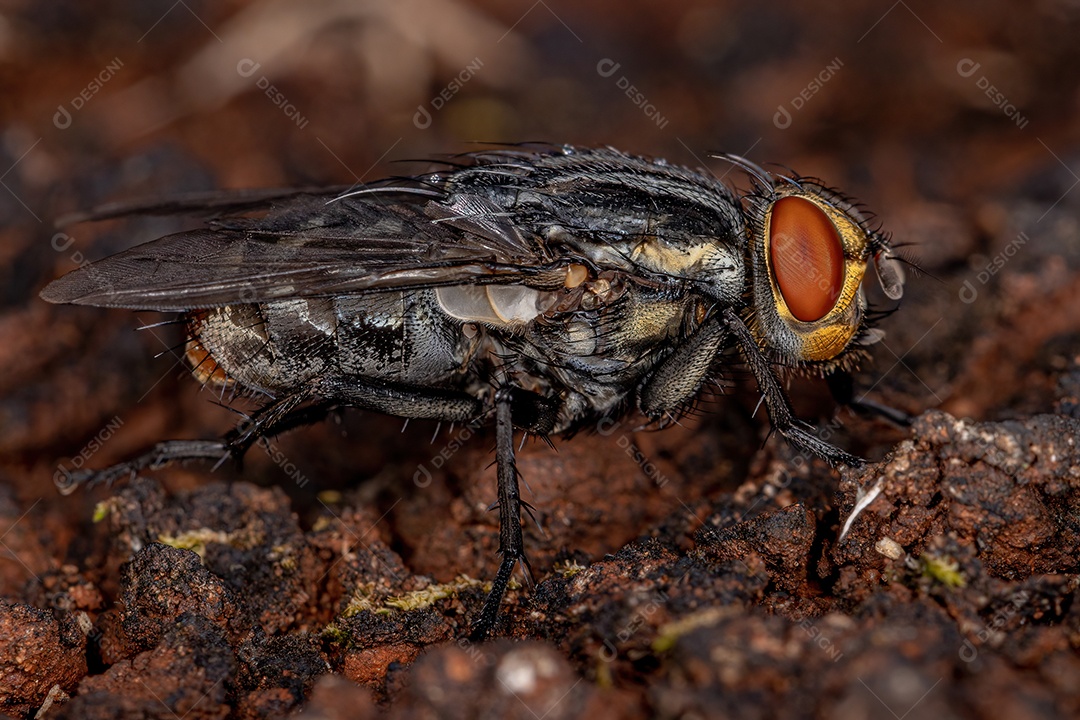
[41,189,554,311]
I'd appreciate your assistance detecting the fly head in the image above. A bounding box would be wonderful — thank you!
[729,157,906,374]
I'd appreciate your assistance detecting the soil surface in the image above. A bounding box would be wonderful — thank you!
[3,2,1080,718]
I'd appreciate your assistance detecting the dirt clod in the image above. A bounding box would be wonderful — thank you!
[60,613,235,720]
[0,600,87,717]
[119,543,245,654]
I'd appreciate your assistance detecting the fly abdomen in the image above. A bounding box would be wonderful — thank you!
[333,290,475,386]
[186,305,271,391]
[186,299,337,394]
[184,329,234,389]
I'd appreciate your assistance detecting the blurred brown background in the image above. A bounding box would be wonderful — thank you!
[2,1,1080,717]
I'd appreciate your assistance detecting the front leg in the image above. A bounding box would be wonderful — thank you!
[722,308,863,468]
[638,315,727,421]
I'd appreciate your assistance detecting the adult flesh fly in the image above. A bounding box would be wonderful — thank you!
[41,144,906,638]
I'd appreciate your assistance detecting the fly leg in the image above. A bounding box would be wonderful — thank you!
[639,315,727,421]
[316,376,481,422]
[722,308,864,468]
[826,370,913,427]
[470,386,528,640]
[318,378,549,638]
[59,376,489,494]
[55,390,319,494]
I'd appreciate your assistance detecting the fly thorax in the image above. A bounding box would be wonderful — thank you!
[629,235,745,305]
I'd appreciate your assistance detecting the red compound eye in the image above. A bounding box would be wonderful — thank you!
[769,196,845,322]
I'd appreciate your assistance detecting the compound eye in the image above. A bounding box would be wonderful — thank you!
[769,196,845,322]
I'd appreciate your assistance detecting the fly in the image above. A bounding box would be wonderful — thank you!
[40,144,906,638]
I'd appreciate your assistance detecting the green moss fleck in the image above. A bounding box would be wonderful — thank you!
[921,555,966,588]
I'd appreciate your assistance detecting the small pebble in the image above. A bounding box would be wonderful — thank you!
[875,537,904,560]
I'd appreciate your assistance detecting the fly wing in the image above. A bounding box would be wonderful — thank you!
[40,189,554,311]
[53,185,355,226]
